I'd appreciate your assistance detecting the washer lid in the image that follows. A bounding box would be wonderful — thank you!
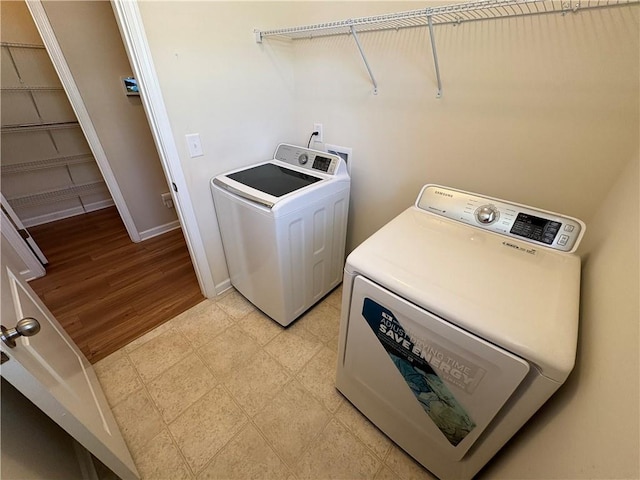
[226,163,322,198]
[212,160,339,212]
[212,144,349,211]
[345,206,581,382]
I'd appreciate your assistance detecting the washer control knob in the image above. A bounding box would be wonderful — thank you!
[475,205,499,225]
[298,154,309,165]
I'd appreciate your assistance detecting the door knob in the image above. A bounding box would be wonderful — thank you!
[1,317,41,348]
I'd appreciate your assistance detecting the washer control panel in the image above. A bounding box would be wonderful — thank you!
[416,184,585,253]
[274,143,341,175]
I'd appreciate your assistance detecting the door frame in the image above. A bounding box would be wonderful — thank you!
[26,0,216,297]
[110,0,216,297]
[25,0,141,244]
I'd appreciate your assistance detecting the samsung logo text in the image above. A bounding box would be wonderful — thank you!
[434,190,453,198]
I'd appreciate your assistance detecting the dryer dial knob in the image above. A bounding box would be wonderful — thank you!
[476,205,499,225]
[298,154,309,165]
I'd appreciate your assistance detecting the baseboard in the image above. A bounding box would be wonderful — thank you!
[22,268,45,282]
[22,206,84,227]
[21,200,115,227]
[215,278,232,296]
[138,220,181,241]
[22,203,180,243]
[84,199,115,213]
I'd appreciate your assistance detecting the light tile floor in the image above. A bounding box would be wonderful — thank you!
[95,287,435,480]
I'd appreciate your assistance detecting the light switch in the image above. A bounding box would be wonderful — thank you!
[186,133,203,158]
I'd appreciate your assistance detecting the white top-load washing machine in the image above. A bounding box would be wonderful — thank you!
[211,144,350,326]
[336,184,585,479]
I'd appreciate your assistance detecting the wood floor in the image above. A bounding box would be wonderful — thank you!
[28,207,204,363]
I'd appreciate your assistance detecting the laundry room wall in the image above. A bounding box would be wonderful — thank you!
[134,1,639,478]
[289,2,639,252]
[136,2,305,289]
[289,4,638,477]
[481,151,640,479]
[40,0,178,237]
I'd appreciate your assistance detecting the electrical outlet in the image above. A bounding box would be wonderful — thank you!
[185,133,203,157]
[313,123,323,143]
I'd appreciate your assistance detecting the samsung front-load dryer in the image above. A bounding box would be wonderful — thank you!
[211,144,350,326]
[336,184,585,480]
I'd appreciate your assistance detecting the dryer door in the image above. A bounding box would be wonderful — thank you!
[341,275,530,461]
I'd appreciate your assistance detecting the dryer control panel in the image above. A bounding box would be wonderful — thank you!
[416,185,585,253]
[274,143,342,175]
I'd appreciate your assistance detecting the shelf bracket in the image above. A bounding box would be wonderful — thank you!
[427,15,442,99]
[350,26,378,95]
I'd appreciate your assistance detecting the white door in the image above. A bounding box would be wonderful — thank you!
[0,235,139,479]
[0,193,48,267]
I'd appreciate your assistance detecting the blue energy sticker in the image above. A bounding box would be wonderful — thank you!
[362,297,476,446]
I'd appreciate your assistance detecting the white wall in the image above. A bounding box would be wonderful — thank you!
[139,2,638,286]
[483,152,640,478]
[291,2,639,250]
[138,2,306,288]
[137,3,639,477]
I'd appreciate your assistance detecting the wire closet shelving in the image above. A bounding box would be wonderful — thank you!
[1,41,104,212]
[255,0,639,96]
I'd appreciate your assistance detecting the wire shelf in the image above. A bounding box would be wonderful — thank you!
[0,42,46,50]
[1,86,64,92]
[1,154,94,175]
[255,0,639,97]
[1,121,80,134]
[6,181,108,209]
[256,0,639,40]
